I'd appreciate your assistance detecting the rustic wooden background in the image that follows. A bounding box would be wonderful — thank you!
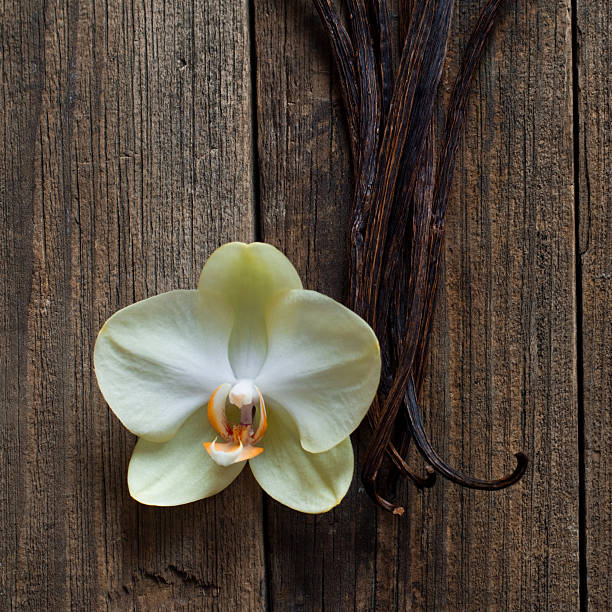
[1,0,610,610]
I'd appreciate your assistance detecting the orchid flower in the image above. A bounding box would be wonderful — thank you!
[94,242,381,513]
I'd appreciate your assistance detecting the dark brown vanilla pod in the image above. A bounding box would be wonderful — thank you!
[312,0,528,513]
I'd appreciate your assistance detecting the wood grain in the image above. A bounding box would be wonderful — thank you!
[1,0,608,609]
[576,1,612,609]
[0,1,264,609]
[253,2,380,609]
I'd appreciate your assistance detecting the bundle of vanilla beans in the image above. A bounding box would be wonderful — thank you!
[313,0,527,513]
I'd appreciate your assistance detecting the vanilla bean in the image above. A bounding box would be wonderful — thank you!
[358,0,452,322]
[371,0,394,120]
[313,0,528,512]
[346,0,381,261]
[405,378,528,489]
[414,0,507,390]
[359,1,454,511]
[312,0,360,165]
[384,123,436,487]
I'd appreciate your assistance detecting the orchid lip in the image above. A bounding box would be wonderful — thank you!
[204,381,267,466]
[203,438,264,466]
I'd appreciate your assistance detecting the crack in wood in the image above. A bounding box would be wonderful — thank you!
[106,566,220,604]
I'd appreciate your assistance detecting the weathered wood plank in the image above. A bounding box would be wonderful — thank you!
[253,2,381,610]
[0,1,264,609]
[387,2,579,609]
[255,1,579,610]
[576,1,612,608]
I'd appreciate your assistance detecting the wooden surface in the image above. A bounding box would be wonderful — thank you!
[576,1,612,609]
[0,1,608,610]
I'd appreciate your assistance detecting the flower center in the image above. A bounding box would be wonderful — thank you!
[204,380,267,466]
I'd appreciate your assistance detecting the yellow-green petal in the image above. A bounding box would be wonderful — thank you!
[128,410,245,505]
[256,290,381,453]
[198,242,302,380]
[94,290,234,442]
[249,402,354,513]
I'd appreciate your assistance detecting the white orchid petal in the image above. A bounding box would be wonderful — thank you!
[256,290,381,453]
[249,403,354,513]
[94,290,234,442]
[198,242,302,379]
[128,410,244,505]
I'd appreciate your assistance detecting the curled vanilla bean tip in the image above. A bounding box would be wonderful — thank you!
[405,470,435,488]
[402,465,437,489]
[421,470,437,488]
[413,464,437,489]
[388,445,438,488]
[405,378,529,491]
[511,452,529,481]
